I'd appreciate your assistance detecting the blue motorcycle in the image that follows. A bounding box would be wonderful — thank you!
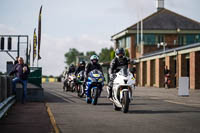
[86,69,104,105]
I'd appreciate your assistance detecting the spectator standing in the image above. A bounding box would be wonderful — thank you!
[9,57,30,103]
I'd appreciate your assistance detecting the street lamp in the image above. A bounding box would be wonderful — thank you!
[157,42,167,53]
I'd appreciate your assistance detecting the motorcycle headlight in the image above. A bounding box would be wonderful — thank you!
[88,77,96,82]
[93,74,100,78]
[98,78,103,82]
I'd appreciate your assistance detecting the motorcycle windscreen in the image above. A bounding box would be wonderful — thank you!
[119,67,128,77]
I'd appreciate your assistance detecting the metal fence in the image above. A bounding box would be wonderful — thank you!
[0,75,16,119]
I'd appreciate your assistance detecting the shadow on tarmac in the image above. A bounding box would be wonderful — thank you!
[44,91,69,103]
[97,103,113,106]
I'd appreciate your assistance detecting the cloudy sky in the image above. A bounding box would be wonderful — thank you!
[0,0,200,76]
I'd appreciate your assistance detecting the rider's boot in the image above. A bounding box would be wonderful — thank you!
[107,86,112,99]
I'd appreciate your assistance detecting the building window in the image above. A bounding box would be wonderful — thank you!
[126,36,131,48]
[186,35,196,45]
[136,34,156,45]
[156,35,164,44]
[143,34,155,45]
[118,38,126,48]
[118,39,122,48]
[178,34,200,45]
[178,35,186,45]
[195,35,200,43]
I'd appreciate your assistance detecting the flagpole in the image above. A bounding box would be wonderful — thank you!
[29,40,31,66]
[37,56,38,67]
[140,8,144,56]
[141,18,143,56]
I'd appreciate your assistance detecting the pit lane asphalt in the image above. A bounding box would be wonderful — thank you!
[44,82,200,133]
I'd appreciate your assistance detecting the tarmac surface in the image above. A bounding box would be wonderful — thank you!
[0,82,200,133]
[0,102,54,133]
[45,83,200,133]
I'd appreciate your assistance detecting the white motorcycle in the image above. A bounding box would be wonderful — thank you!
[108,67,135,113]
[67,73,76,92]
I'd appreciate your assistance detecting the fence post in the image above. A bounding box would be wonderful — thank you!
[3,76,8,100]
[7,76,13,97]
[0,76,2,102]
[0,76,8,101]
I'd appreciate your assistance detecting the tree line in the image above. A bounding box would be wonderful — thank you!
[64,47,116,66]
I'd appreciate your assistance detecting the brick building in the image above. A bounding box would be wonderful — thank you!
[111,2,200,89]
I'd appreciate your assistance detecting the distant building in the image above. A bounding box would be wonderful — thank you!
[111,0,200,89]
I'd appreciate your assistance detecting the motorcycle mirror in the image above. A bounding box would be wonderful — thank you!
[130,60,136,65]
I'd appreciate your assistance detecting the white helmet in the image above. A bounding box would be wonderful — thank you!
[90,55,99,64]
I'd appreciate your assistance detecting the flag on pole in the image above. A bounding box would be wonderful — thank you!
[38,5,42,60]
[33,28,37,65]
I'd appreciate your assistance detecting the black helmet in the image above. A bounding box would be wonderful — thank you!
[115,48,125,58]
[69,64,75,71]
[79,61,86,66]
[69,64,75,69]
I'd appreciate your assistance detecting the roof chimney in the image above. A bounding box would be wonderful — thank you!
[156,0,164,11]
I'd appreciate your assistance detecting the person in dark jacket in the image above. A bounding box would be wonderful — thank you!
[9,57,30,103]
[107,48,130,98]
[84,55,103,82]
[67,64,76,75]
[84,55,103,100]
[75,61,86,76]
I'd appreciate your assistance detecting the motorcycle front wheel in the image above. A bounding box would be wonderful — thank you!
[78,85,84,97]
[121,91,130,113]
[91,88,99,105]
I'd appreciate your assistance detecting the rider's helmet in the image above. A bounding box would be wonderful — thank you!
[90,55,99,65]
[79,60,86,67]
[69,64,76,72]
[115,48,125,59]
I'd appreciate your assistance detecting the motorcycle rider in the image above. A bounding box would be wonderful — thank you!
[84,55,103,98]
[66,64,76,83]
[75,61,86,91]
[63,67,68,90]
[68,64,76,75]
[107,48,130,98]
[84,55,103,82]
[75,61,86,76]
